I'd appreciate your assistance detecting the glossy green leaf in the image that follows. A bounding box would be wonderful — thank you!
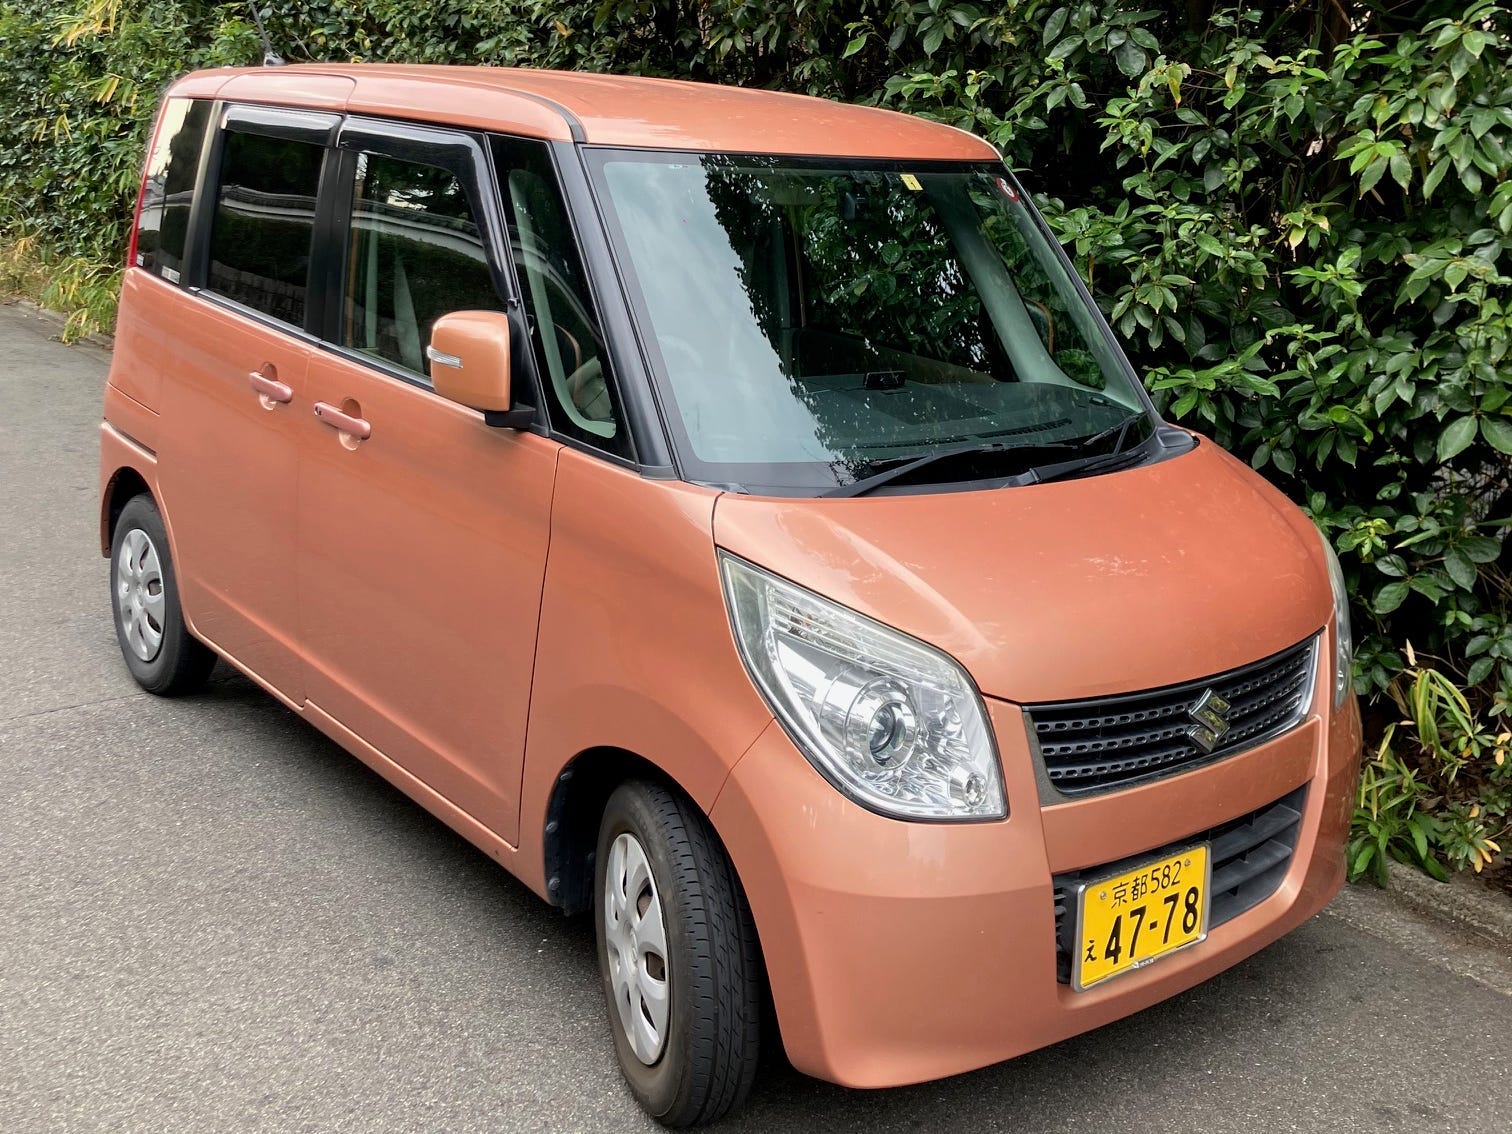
[1481,416,1512,454]
[1374,581,1411,614]
[1436,416,1477,462]
[1444,547,1477,590]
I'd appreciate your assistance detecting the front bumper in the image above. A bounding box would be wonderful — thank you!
[708,674,1361,1088]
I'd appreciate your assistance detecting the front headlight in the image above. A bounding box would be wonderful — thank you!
[1319,533,1353,707]
[720,553,1005,821]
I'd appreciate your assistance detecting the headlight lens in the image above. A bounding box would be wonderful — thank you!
[720,553,1005,821]
[1320,534,1353,706]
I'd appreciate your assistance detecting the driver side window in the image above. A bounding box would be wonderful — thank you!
[342,152,501,380]
[493,136,629,456]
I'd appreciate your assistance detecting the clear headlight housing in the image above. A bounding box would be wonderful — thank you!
[1320,533,1353,707]
[720,553,1005,821]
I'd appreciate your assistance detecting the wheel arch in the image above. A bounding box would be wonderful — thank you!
[542,745,694,916]
[101,464,153,555]
[540,745,768,947]
[542,742,777,1054]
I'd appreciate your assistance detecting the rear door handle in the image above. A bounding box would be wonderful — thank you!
[313,401,372,441]
[248,369,293,404]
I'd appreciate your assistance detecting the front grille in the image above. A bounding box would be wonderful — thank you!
[1051,785,1307,983]
[1026,637,1317,796]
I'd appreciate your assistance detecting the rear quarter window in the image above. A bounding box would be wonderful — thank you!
[134,98,211,283]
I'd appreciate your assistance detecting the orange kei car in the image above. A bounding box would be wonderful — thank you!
[101,63,1361,1126]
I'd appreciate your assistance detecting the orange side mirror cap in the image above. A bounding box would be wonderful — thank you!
[428,310,517,418]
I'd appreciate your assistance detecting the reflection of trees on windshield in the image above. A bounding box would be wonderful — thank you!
[702,158,1005,377]
[796,174,997,373]
[700,155,789,372]
[973,179,1104,390]
[699,158,1014,476]
[701,155,860,477]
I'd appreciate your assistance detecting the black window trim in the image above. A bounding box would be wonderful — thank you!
[220,102,342,145]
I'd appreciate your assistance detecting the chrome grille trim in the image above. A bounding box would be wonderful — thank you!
[1025,636,1318,796]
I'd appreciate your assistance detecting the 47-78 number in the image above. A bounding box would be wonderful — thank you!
[1076,844,1209,989]
[1094,885,1202,967]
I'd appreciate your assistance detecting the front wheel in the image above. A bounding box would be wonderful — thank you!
[594,781,762,1127]
[110,493,216,696]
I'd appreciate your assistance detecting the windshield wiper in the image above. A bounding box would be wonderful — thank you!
[999,413,1155,487]
[824,411,1154,498]
[824,440,1084,498]
[1078,410,1146,456]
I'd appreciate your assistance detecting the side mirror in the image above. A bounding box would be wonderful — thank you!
[427,310,531,427]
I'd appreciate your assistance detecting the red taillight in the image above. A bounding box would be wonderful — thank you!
[125,108,168,269]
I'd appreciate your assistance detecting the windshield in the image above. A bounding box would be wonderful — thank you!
[587,150,1154,493]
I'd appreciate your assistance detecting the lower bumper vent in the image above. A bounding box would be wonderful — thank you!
[1050,785,1308,983]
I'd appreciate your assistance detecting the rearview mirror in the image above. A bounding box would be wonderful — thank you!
[427,311,532,427]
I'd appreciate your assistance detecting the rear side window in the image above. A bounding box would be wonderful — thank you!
[342,153,501,378]
[207,131,325,326]
[134,98,210,283]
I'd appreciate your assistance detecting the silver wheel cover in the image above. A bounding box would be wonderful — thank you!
[115,527,166,662]
[603,831,671,1065]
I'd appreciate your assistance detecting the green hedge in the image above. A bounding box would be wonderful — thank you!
[4,0,1509,880]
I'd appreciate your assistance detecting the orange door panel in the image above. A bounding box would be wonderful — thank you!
[296,350,559,842]
[156,295,311,701]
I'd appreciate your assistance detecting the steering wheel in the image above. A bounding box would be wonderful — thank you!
[565,356,612,425]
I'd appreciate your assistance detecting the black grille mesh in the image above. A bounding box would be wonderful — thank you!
[1026,638,1316,795]
[1051,785,1307,983]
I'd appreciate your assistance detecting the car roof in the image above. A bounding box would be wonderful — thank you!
[166,63,998,161]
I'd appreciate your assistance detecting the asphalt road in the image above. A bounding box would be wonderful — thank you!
[2,302,1509,1134]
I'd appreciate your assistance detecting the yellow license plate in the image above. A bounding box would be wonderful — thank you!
[1073,843,1210,990]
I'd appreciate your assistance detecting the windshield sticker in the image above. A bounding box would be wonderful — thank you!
[899,173,923,191]
[996,176,1021,203]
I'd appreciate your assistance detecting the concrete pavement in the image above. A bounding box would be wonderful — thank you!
[1,301,1508,1133]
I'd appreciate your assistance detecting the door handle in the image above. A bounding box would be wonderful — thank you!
[248,369,293,405]
[313,401,372,441]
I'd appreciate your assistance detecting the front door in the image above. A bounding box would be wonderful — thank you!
[296,122,558,842]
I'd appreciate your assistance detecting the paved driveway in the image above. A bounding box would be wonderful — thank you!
[1,303,1508,1133]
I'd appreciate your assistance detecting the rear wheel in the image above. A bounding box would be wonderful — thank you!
[594,781,761,1127]
[110,494,216,695]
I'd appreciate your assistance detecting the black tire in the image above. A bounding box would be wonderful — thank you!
[594,780,762,1127]
[109,493,216,696]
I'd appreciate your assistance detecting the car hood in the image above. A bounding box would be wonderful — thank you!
[712,441,1331,704]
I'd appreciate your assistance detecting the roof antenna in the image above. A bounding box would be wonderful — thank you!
[246,4,285,66]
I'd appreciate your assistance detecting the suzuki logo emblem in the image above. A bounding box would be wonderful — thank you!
[1187,690,1232,754]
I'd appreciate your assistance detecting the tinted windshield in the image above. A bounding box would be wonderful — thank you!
[588,151,1153,493]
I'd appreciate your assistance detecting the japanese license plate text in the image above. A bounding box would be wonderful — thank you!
[1074,843,1210,990]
